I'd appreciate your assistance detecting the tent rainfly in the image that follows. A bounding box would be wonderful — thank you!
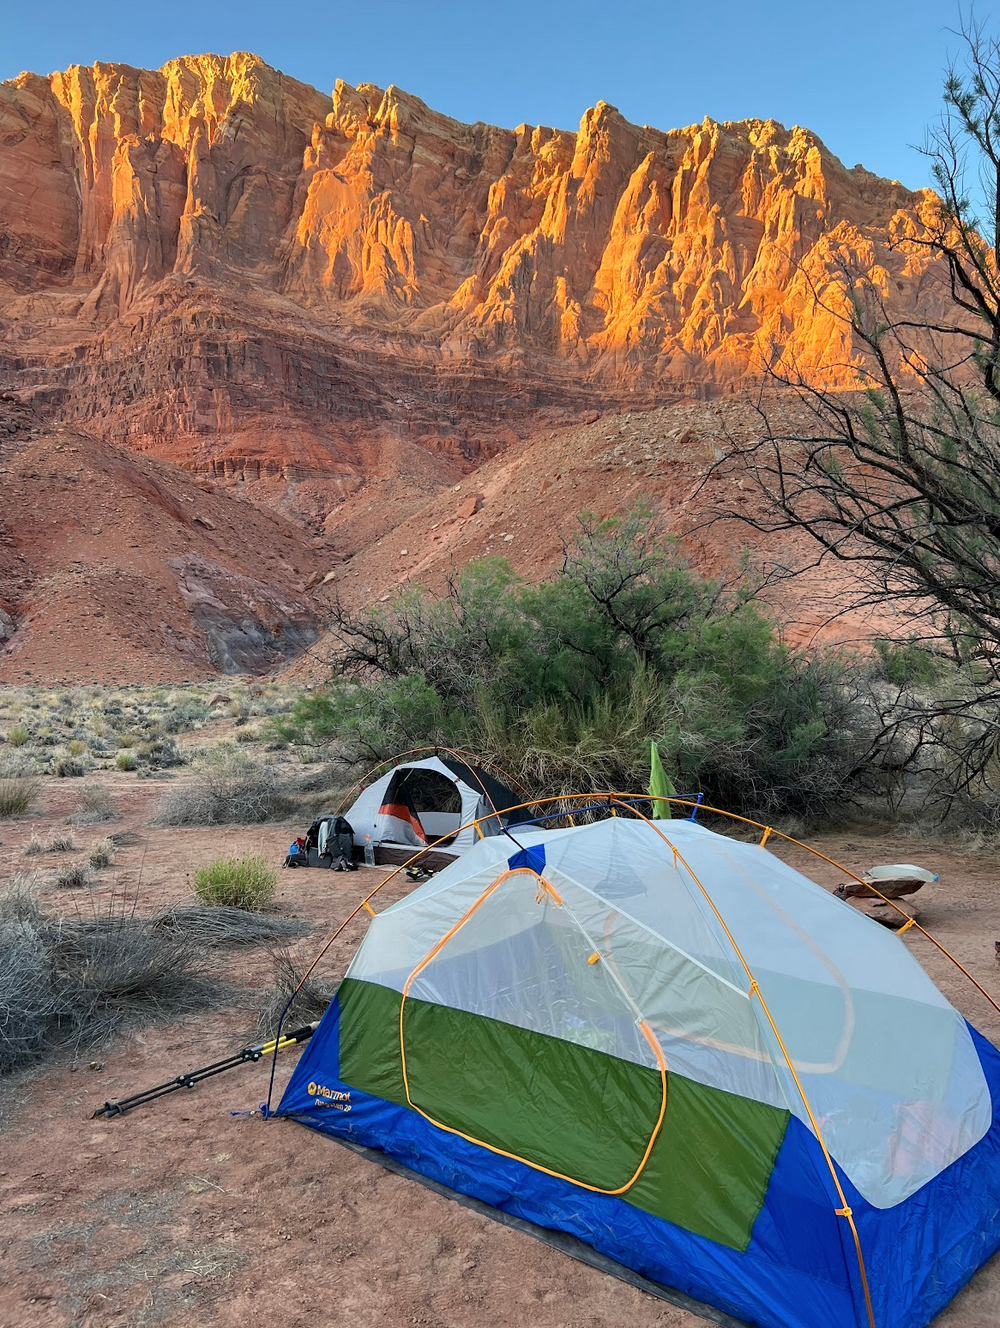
[341,755,528,858]
[278,816,1000,1328]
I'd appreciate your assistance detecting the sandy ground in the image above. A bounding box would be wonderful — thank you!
[2,775,1000,1328]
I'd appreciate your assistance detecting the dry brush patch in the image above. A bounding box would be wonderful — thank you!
[154,904,311,949]
[152,745,293,827]
[254,948,337,1042]
[0,754,41,818]
[70,781,118,825]
[88,837,116,870]
[0,858,318,1081]
[53,862,92,890]
[0,883,235,1075]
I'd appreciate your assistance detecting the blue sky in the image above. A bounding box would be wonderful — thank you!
[1,0,988,189]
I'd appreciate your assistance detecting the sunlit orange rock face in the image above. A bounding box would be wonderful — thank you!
[0,52,946,510]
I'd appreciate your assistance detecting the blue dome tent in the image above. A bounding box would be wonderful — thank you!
[277,809,1000,1328]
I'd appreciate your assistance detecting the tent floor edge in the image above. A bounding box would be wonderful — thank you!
[322,1129,751,1328]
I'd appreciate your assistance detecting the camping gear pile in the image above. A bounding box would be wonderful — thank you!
[276,814,1000,1328]
[284,816,357,870]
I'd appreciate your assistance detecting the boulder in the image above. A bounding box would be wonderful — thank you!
[848,897,920,931]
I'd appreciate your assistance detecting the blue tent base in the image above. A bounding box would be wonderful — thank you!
[279,993,1000,1328]
[309,1124,750,1328]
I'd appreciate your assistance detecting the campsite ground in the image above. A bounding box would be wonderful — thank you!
[2,760,1000,1328]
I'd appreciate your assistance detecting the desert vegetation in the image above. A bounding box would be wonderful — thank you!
[0,683,319,1083]
[276,509,939,823]
[193,855,278,911]
[0,754,41,818]
[88,837,117,870]
[0,682,297,782]
[153,745,293,826]
[71,782,118,825]
[0,881,227,1075]
[0,869,311,1078]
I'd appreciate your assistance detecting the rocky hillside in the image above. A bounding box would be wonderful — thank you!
[0,399,325,684]
[2,56,946,458]
[0,53,948,678]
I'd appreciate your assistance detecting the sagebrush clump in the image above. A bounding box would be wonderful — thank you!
[0,883,229,1074]
[71,782,117,825]
[154,746,290,826]
[194,855,277,910]
[23,833,76,856]
[88,838,116,870]
[54,863,92,890]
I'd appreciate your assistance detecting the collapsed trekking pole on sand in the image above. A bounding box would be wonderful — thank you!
[91,1022,318,1119]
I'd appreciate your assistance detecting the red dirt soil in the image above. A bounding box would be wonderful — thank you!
[0,414,326,686]
[2,772,1000,1327]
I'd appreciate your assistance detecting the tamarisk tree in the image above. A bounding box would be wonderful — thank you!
[719,21,1000,787]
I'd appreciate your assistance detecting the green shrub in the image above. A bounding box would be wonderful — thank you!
[874,639,942,687]
[67,738,88,757]
[116,750,138,772]
[7,723,29,747]
[278,510,863,820]
[55,757,86,778]
[137,736,183,769]
[194,855,277,911]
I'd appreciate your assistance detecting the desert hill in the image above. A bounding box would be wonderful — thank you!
[0,53,947,678]
[0,398,323,683]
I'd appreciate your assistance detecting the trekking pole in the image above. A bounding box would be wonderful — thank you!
[91,1022,318,1119]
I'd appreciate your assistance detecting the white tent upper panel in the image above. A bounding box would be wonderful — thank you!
[347,816,992,1208]
[343,757,505,852]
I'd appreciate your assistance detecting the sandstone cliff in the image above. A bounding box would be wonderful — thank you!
[0,55,947,484]
[0,54,953,679]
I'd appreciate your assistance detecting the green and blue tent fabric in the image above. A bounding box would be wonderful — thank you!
[278,819,1000,1328]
